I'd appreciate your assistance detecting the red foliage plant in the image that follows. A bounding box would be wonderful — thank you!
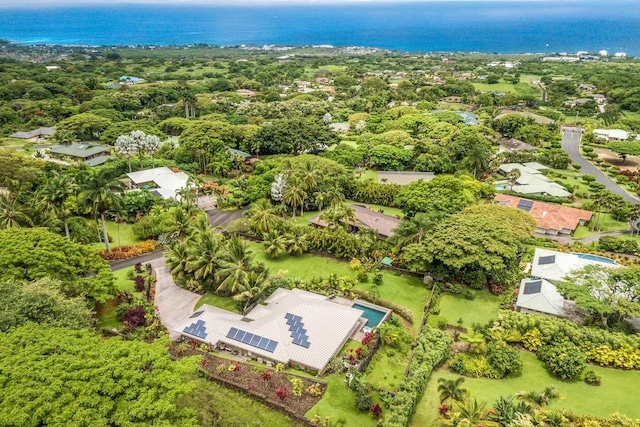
[122,306,146,328]
[370,403,382,418]
[275,386,288,401]
[439,404,450,415]
[361,331,375,346]
[134,275,145,292]
[260,370,272,381]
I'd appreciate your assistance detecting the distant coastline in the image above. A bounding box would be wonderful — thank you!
[1,2,639,55]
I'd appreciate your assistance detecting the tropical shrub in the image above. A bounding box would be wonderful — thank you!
[537,342,587,380]
[383,328,452,427]
[583,369,602,386]
[449,353,500,379]
[486,340,523,377]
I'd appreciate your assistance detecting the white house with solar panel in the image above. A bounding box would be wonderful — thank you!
[174,288,389,373]
[516,248,619,317]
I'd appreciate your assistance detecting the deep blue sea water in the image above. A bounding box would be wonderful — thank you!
[1,1,640,55]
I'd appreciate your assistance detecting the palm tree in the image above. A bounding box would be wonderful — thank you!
[37,173,77,238]
[164,206,192,242]
[0,193,33,229]
[286,230,309,256]
[326,188,346,210]
[453,398,497,427]
[188,214,213,238]
[507,168,521,191]
[459,328,486,354]
[77,169,124,252]
[246,199,279,234]
[283,176,307,219]
[437,377,467,403]
[298,160,317,192]
[314,191,328,213]
[215,236,263,295]
[165,243,192,279]
[185,229,224,291]
[263,231,289,259]
[232,270,271,312]
[462,143,490,178]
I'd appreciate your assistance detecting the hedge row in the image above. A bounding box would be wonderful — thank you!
[382,328,452,427]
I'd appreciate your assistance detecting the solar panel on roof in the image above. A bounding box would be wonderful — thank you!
[265,340,277,353]
[235,330,246,341]
[196,319,205,326]
[190,311,204,318]
[517,199,534,212]
[242,333,254,344]
[301,341,310,348]
[257,337,270,350]
[538,255,556,265]
[292,338,303,345]
[226,327,238,338]
[523,281,542,295]
[285,313,293,320]
[250,335,261,346]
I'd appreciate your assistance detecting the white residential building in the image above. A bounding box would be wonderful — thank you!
[126,167,189,200]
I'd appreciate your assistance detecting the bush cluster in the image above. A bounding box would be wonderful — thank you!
[488,312,640,370]
[537,342,587,380]
[382,328,452,427]
[598,236,639,255]
[99,240,157,260]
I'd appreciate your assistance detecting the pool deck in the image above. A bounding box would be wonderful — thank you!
[326,295,391,341]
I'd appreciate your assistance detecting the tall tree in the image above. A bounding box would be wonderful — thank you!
[37,173,76,238]
[0,193,33,229]
[215,236,266,295]
[283,175,307,218]
[78,169,124,252]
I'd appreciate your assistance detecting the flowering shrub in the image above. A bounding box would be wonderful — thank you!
[260,370,272,382]
[370,403,382,418]
[306,383,322,397]
[100,240,157,260]
[361,331,375,346]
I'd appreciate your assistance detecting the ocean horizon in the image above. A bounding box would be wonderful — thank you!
[1,1,639,55]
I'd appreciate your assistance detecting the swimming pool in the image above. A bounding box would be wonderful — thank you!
[352,303,387,329]
[573,253,617,265]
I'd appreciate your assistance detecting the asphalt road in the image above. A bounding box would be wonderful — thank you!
[560,126,638,204]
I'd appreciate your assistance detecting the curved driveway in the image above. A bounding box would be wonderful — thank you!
[561,126,638,204]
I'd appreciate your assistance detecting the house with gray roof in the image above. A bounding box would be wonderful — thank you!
[516,248,619,318]
[49,142,112,166]
[498,163,572,198]
[174,288,375,372]
[308,204,401,238]
[10,127,55,141]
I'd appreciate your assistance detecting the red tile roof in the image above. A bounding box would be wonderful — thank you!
[494,194,592,232]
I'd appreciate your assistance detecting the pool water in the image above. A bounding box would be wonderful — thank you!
[573,253,616,265]
[352,303,386,329]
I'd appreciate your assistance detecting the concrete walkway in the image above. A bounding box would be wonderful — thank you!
[561,126,638,204]
[149,255,200,340]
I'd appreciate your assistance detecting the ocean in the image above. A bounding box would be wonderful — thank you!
[1,1,639,55]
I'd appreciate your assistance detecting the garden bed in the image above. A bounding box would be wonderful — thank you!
[170,343,326,421]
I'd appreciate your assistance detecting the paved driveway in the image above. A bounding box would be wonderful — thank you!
[561,126,638,204]
[149,256,200,339]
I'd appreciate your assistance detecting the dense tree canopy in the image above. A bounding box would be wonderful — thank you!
[0,228,115,302]
[0,278,94,332]
[0,324,199,427]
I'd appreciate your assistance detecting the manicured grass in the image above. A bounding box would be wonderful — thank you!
[88,220,142,252]
[438,291,502,328]
[245,241,430,326]
[113,267,136,293]
[366,346,410,391]
[358,169,378,182]
[97,303,122,329]
[186,377,302,427]
[195,292,241,313]
[412,350,640,426]
[97,266,142,329]
[572,214,631,239]
[307,372,376,427]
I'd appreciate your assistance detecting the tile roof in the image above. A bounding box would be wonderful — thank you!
[174,288,365,371]
[494,194,592,232]
[308,204,401,237]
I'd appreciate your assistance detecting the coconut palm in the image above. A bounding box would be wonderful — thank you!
[164,206,191,242]
[77,169,124,252]
[37,173,77,238]
[453,398,497,427]
[286,230,309,256]
[437,377,467,403]
[507,167,521,191]
[246,199,280,234]
[188,214,213,238]
[462,143,490,178]
[298,160,317,192]
[185,229,224,290]
[165,243,192,279]
[232,270,271,312]
[326,187,346,209]
[263,230,289,259]
[283,175,307,218]
[0,193,33,229]
[215,236,264,295]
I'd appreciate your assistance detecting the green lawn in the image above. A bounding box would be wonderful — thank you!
[412,351,640,426]
[438,291,502,328]
[359,169,378,182]
[472,81,540,97]
[186,377,302,427]
[307,371,376,427]
[366,346,410,391]
[245,241,430,326]
[113,267,136,293]
[88,220,142,252]
[195,292,240,313]
[572,214,631,239]
[97,266,141,329]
